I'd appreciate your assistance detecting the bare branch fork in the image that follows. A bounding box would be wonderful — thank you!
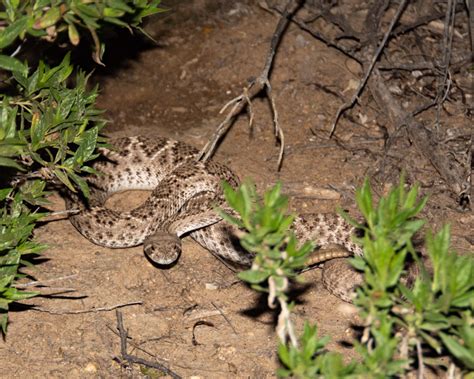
[329,0,409,137]
[366,1,470,206]
[115,310,181,378]
[199,0,303,170]
[281,0,469,206]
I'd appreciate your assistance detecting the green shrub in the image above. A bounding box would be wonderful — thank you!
[0,0,163,334]
[222,178,474,378]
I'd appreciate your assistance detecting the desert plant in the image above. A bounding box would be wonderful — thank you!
[222,178,474,378]
[0,0,163,334]
[220,181,313,346]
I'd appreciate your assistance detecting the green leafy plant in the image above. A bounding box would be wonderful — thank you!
[1,54,106,191]
[222,178,474,378]
[351,180,473,376]
[220,181,313,346]
[0,0,165,67]
[277,322,357,378]
[0,54,105,334]
[0,190,46,334]
[0,0,163,334]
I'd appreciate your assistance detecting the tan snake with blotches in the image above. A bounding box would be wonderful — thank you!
[67,136,365,302]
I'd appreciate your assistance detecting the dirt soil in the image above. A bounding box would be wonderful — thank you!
[1,1,472,378]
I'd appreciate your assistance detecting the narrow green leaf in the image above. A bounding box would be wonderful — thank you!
[238,269,270,284]
[73,127,98,165]
[0,16,28,49]
[0,54,27,75]
[74,3,101,18]
[136,4,167,19]
[0,156,23,170]
[440,332,474,369]
[53,168,76,192]
[103,7,126,17]
[349,256,366,271]
[68,171,90,198]
[0,187,12,200]
[1,312,7,334]
[2,287,38,301]
[278,343,291,367]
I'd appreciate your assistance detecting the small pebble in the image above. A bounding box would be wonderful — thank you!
[205,283,218,290]
[84,363,97,373]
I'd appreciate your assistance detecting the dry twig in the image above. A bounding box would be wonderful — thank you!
[199,0,303,170]
[283,0,470,206]
[39,209,80,222]
[14,274,78,288]
[369,68,469,205]
[211,301,237,334]
[115,310,181,378]
[261,2,362,64]
[435,0,456,129]
[33,301,142,315]
[329,0,409,137]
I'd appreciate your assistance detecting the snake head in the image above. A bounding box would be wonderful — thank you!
[144,231,182,266]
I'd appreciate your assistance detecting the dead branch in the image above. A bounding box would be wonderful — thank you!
[377,52,473,72]
[115,310,181,379]
[33,301,142,315]
[435,0,456,129]
[329,0,409,137]
[360,0,469,206]
[14,274,78,288]
[211,301,237,334]
[199,0,303,170]
[261,1,362,64]
[281,0,470,206]
[39,209,80,223]
[361,7,464,47]
[369,68,469,204]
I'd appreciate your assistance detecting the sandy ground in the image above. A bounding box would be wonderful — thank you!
[1,1,472,378]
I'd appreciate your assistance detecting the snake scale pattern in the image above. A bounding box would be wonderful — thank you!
[67,136,366,302]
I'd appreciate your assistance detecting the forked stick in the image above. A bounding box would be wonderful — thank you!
[199,0,303,170]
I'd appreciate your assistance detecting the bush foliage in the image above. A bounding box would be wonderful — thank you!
[0,0,163,334]
[222,179,474,378]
